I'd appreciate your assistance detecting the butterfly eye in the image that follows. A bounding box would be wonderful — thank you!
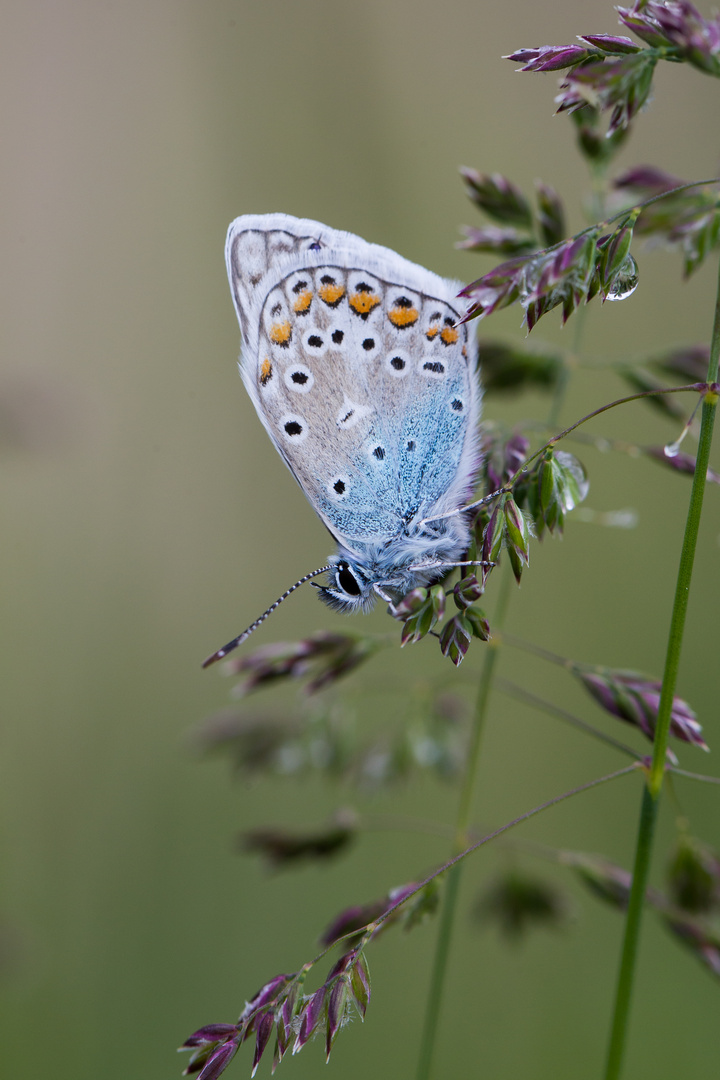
[336,561,362,597]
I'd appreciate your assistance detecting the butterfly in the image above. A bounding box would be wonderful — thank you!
[203,214,482,667]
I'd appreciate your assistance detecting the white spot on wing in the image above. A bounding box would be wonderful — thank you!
[336,395,372,430]
[301,327,329,356]
[384,349,410,378]
[284,364,315,393]
[279,413,308,443]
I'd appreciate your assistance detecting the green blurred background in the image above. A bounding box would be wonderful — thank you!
[2,1,719,1077]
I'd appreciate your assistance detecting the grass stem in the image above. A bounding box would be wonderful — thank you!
[603,253,720,1080]
[415,565,513,1080]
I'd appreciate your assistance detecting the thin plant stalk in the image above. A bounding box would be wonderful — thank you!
[546,283,587,429]
[496,678,642,760]
[414,861,462,1080]
[416,564,513,1080]
[604,254,720,1080]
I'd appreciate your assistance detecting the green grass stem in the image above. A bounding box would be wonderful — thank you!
[603,253,720,1080]
[415,565,513,1080]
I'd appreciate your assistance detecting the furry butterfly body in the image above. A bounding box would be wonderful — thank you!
[206,214,482,664]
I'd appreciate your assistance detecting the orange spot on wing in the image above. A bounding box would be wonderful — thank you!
[388,305,419,328]
[319,282,345,305]
[260,358,273,385]
[293,290,312,314]
[426,326,439,339]
[349,291,380,316]
[440,326,459,345]
[269,320,292,345]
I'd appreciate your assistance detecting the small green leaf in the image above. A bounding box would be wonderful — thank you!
[350,954,371,1018]
[482,501,507,564]
[399,585,445,646]
[453,574,483,610]
[439,615,473,666]
[460,168,534,228]
[536,449,589,534]
[465,606,491,641]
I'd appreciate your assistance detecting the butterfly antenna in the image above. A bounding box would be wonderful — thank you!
[202,565,333,668]
[407,559,493,573]
[417,486,506,528]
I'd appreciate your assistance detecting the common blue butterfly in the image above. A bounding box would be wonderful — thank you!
[203,214,482,667]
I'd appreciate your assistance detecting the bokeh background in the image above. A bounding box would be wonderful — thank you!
[2,2,719,1078]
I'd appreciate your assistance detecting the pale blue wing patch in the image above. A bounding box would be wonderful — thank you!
[394,300,475,515]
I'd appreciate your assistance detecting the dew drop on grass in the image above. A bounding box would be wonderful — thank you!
[606,254,639,301]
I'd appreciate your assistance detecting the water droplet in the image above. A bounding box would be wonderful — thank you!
[664,442,680,458]
[606,254,639,301]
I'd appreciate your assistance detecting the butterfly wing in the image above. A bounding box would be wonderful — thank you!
[226,214,481,550]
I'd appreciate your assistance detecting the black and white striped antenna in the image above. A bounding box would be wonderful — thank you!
[202,565,333,668]
[417,485,507,528]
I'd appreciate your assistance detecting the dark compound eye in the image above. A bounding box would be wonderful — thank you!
[337,561,361,596]
[309,241,322,251]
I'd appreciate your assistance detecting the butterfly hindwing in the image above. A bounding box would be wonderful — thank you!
[225,214,481,549]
